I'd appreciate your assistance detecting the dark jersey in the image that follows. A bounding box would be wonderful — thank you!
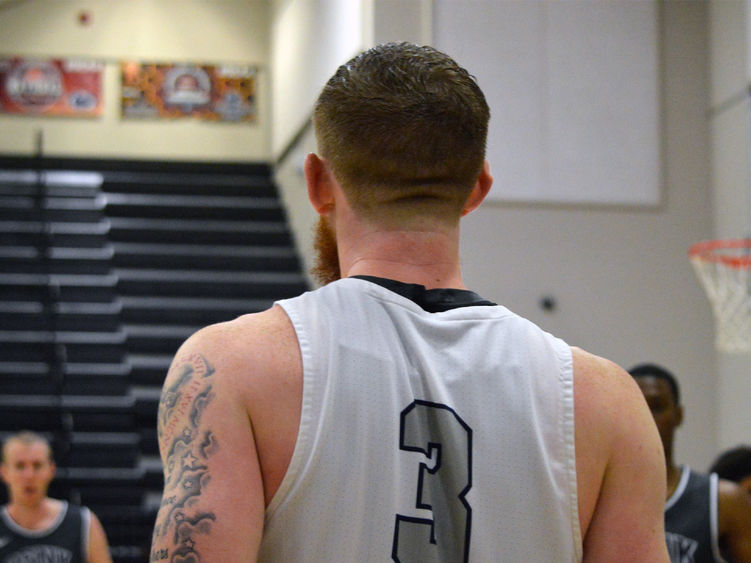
[0,502,89,563]
[665,466,725,563]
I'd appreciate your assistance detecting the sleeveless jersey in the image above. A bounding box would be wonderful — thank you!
[665,466,725,563]
[0,501,89,563]
[259,277,581,562]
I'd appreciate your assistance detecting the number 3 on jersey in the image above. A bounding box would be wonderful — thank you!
[392,400,473,562]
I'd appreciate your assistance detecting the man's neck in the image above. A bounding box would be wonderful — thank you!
[339,228,465,290]
[7,498,61,530]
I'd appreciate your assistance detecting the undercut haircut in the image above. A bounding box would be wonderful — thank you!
[628,363,681,405]
[313,42,490,218]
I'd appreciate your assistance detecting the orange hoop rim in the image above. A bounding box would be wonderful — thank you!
[688,238,751,268]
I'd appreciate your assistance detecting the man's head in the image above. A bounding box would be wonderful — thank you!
[710,446,751,494]
[629,363,682,458]
[309,42,491,285]
[0,431,56,508]
[312,42,490,221]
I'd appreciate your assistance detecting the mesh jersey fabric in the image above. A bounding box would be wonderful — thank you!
[259,277,581,562]
[0,501,90,563]
[665,466,725,563]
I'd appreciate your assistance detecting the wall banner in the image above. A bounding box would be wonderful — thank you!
[121,61,256,122]
[0,57,103,117]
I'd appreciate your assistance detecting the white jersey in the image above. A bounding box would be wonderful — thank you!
[259,277,581,562]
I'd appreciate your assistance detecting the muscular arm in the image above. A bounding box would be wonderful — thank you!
[573,348,669,561]
[87,511,113,563]
[718,478,751,562]
[149,323,266,562]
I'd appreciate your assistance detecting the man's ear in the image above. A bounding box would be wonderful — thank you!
[461,160,493,217]
[305,153,335,215]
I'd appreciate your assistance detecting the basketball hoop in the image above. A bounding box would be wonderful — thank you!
[689,239,751,354]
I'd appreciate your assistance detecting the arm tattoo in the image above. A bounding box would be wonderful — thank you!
[152,353,219,562]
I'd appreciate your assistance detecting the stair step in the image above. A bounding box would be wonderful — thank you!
[107,217,291,245]
[50,466,146,506]
[0,184,101,199]
[0,301,47,329]
[0,245,113,274]
[115,268,307,298]
[0,273,118,302]
[0,361,130,395]
[140,428,159,457]
[112,242,298,271]
[125,324,197,354]
[103,193,283,221]
[0,195,105,221]
[0,220,110,247]
[128,354,171,386]
[134,387,161,425]
[0,394,136,433]
[101,170,276,196]
[0,361,52,394]
[67,431,141,468]
[55,301,122,331]
[0,330,126,362]
[120,295,270,324]
[92,505,157,558]
[0,301,122,331]
[0,169,101,188]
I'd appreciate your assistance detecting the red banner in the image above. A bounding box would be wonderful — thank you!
[121,61,256,122]
[0,57,103,117]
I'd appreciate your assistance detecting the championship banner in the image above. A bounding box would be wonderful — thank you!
[121,61,256,122]
[0,57,103,117]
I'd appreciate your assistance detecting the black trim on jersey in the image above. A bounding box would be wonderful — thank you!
[352,276,496,313]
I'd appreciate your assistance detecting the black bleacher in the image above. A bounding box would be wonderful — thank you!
[0,156,308,562]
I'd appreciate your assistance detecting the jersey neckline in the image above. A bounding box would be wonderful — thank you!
[1,500,68,538]
[351,275,497,313]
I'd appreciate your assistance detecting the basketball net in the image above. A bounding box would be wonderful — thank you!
[689,239,751,354]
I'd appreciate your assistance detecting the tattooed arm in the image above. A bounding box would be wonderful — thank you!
[150,323,267,562]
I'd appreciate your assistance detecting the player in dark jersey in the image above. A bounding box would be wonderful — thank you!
[0,431,112,563]
[630,364,751,562]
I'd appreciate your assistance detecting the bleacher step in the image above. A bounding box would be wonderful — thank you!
[120,295,270,324]
[116,268,307,298]
[0,220,110,247]
[103,193,283,221]
[0,273,118,302]
[112,242,298,271]
[108,217,291,245]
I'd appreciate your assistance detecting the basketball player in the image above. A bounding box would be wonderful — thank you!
[630,363,751,562]
[710,446,751,495]
[150,42,668,562]
[0,431,112,563]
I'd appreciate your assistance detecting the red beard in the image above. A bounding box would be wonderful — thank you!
[311,216,341,286]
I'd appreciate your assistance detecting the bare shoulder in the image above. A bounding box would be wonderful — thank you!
[571,346,643,404]
[166,304,296,380]
[151,305,300,562]
[158,305,298,406]
[571,347,657,441]
[571,347,640,521]
[571,347,668,561]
